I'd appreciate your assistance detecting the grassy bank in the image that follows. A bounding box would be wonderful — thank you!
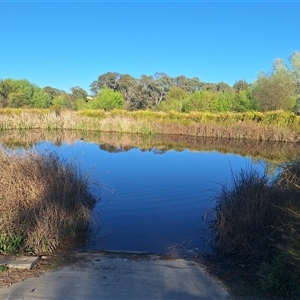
[0,148,99,254]
[210,159,300,298]
[0,109,300,142]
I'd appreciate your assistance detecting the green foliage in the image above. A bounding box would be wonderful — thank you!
[75,98,89,111]
[234,89,256,112]
[183,91,211,112]
[89,88,124,111]
[0,265,8,273]
[31,87,51,108]
[159,86,189,112]
[8,92,27,108]
[70,86,88,100]
[294,96,300,115]
[0,234,23,254]
[252,63,297,112]
[258,256,300,298]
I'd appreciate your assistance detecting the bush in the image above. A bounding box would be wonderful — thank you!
[89,89,124,111]
[0,149,100,254]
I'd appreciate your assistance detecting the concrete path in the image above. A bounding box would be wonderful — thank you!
[0,252,230,300]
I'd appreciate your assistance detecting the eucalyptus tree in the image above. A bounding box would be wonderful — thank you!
[70,86,88,100]
[173,75,201,93]
[90,72,121,95]
[43,86,64,102]
[200,82,231,93]
[116,74,139,110]
[146,72,174,107]
[233,80,250,93]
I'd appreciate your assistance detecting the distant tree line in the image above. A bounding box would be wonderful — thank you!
[1,51,300,113]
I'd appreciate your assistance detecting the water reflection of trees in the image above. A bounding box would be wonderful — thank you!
[0,130,300,164]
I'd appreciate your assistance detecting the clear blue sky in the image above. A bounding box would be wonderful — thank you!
[1,1,300,94]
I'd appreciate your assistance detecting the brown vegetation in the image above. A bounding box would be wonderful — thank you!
[0,149,99,254]
[211,160,300,298]
[0,109,300,142]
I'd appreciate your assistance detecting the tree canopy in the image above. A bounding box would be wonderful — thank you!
[1,50,299,113]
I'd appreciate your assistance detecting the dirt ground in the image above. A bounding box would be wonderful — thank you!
[0,252,78,289]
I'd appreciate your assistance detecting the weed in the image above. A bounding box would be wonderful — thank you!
[0,265,8,273]
[0,235,23,254]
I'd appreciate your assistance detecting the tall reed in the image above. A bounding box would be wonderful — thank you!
[0,109,299,142]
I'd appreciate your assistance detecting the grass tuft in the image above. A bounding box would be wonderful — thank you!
[0,149,100,254]
[211,159,300,298]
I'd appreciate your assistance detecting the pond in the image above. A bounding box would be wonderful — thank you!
[1,131,298,256]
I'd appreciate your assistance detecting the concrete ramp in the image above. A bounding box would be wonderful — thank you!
[0,253,229,300]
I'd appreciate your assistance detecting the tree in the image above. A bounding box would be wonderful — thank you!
[234,89,256,112]
[8,92,27,108]
[70,86,88,100]
[52,93,76,110]
[116,74,139,110]
[233,80,250,93]
[89,88,124,111]
[159,86,189,112]
[147,73,174,107]
[173,75,201,93]
[43,86,64,101]
[290,51,300,97]
[32,87,51,108]
[0,79,10,107]
[252,60,296,112]
[90,72,121,95]
[183,90,216,112]
[200,82,231,93]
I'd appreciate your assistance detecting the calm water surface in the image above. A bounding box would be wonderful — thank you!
[31,139,267,255]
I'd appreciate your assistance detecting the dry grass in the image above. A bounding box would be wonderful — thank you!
[0,109,300,142]
[210,160,300,298]
[0,148,99,254]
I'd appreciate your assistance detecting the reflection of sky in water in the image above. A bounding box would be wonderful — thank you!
[33,140,267,255]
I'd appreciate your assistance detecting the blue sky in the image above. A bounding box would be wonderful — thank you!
[1,1,300,94]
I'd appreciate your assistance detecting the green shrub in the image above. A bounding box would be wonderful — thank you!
[258,255,300,298]
[0,234,24,254]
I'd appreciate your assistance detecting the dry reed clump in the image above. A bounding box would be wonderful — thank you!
[211,160,300,298]
[0,148,99,254]
[211,169,279,259]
